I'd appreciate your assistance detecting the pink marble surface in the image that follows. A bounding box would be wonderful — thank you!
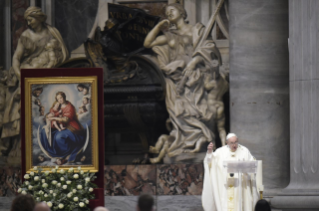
[157,164,203,195]
[104,165,156,196]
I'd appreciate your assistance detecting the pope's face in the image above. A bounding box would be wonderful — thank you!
[227,136,238,152]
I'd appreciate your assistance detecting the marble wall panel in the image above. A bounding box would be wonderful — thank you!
[104,196,140,211]
[0,167,21,197]
[0,1,5,68]
[157,195,203,211]
[157,164,203,195]
[54,0,99,53]
[104,165,156,196]
[11,0,29,55]
[229,0,289,196]
[0,197,13,211]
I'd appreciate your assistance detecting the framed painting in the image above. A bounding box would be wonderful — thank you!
[21,68,104,174]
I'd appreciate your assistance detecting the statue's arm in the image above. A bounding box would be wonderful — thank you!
[183,55,204,77]
[46,51,58,68]
[204,74,216,90]
[12,38,25,78]
[144,20,169,48]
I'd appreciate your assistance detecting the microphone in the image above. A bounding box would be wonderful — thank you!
[230,173,234,177]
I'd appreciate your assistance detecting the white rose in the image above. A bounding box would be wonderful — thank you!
[44,194,48,197]
[66,180,71,185]
[80,170,84,175]
[72,189,77,193]
[30,172,34,176]
[39,190,44,195]
[24,181,29,185]
[73,197,79,202]
[60,177,65,181]
[52,180,57,185]
[58,203,64,209]
[85,200,89,204]
[21,190,27,195]
[28,185,33,190]
[59,169,65,174]
[24,174,30,179]
[42,183,48,188]
[47,202,52,207]
[67,192,73,198]
[53,193,57,197]
[45,171,50,176]
[68,167,74,172]
[33,166,38,171]
[79,202,85,207]
[77,166,81,170]
[57,183,61,187]
[36,197,40,201]
[85,177,90,182]
[63,185,67,189]
[49,190,53,194]
[17,188,22,193]
[73,174,79,179]
[89,187,93,192]
[52,169,56,173]
[42,179,45,183]
[55,165,59,169]
[34,176,39,181]
[77,185,82,190]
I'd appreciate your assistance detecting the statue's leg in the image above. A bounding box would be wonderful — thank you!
[150,140,170,164]
[183,137,207,153]
[149,134,168,153]
[216,106,226,146]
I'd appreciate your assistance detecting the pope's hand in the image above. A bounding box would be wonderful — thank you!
[207,142,214,154]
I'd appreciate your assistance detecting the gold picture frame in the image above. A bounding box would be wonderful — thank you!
[24,76,99,173]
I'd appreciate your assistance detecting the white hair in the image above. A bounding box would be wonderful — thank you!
[93,207,109,211]
[226,133,237,141]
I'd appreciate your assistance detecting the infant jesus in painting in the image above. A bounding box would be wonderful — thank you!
[43,101,65,140]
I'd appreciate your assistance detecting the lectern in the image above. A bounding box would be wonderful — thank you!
[223,160,261,211]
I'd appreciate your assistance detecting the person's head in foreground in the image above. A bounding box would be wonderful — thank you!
[10,194,35,211]
[137,194,154,211]
[34,202,51,211]
[226,133,239,152]
[93,207,109,211]
[255,199,271,211]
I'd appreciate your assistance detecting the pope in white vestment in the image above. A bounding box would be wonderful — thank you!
[202,133,260,211]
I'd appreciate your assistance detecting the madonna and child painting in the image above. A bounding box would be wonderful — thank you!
[31,83,93,167]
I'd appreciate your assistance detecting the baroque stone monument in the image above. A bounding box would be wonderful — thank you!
[144,2,229,163]
[0,6,68,165]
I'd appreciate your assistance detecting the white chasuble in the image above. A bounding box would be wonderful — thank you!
[202,145,259,211]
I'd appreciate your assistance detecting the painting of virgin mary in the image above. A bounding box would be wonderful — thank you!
[32,84,92,166]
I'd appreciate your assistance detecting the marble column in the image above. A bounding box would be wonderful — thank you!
[271,0,319,210]
[229,0,290,196]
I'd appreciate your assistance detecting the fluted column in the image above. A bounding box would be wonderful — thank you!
[229,0,290,196]
[272,0,319,210]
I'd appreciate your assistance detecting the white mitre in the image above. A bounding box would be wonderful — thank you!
[226,133,237,140]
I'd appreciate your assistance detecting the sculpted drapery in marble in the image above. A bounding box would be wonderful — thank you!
[144,3,228,163]
[0,7,68,162]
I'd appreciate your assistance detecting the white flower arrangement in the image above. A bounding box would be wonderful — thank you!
[19,166,97,211]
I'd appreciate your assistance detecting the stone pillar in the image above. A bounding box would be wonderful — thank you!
[229,0,290,196]
[271,0,319,210]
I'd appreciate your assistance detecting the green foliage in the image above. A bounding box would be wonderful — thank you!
[18,166,97,211]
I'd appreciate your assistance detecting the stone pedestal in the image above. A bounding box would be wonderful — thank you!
[229,0,290,196]
[271,0,319,210]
